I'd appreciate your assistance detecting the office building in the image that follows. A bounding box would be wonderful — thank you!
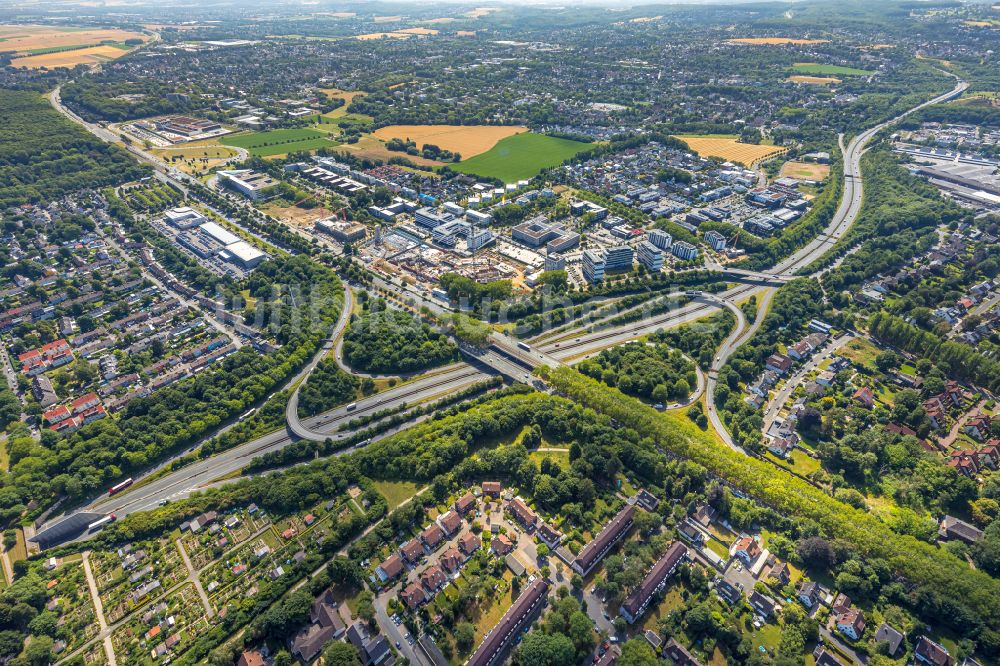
[217,169,279,201]
[636,241,664,272]
[604,245,634,271]
[648,229,673,251]
[468,228,495,251]
[704,230,727,251]
[672,241,699,261]
[544,253,566,271]
[582,249,606,283]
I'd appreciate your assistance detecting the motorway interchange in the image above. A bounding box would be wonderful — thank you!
[33,78,968,549]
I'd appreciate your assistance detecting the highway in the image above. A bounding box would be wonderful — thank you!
[36,77,966,546]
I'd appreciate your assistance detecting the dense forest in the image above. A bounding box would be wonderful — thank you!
[342,298,458,374]
[577,342,697,405]
[0,89,148,207]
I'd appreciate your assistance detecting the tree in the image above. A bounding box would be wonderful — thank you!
[322,641,362,666]
[519,632,576,666]
[617,639,658,666]
[455,622,476,653]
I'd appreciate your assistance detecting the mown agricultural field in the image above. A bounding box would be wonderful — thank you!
[674,134,786,166]
[792,62,874,76]
[451,133,592,182]
[372,124,527,158]
[220,128,339,157]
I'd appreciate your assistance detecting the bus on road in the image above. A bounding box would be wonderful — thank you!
[88,514,117,532]
[108,478,134,496]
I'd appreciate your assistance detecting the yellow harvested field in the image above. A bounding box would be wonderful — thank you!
[675,135,787,165]
[466,8,499,18]
[11,45,128,69]
[0,24,146,52]
[372,124,528,158]
[373,16,403,23]
[787,75,842,85]
[869,43,895,49]
[457,31,477,36]
[779,161,830,180]
[727,37,829,45]
[424,18,457,24]
[963,19,999,27]
[395,27,439,35]
[355,32,412,40]
[320,88,366,106]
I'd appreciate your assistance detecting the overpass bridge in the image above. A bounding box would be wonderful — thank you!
[718,268,796,285]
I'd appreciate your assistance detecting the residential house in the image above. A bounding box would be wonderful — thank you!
[440,548,463,574]
[798,581,819,608]
[677,520,705,546]
[290,588,347,663]
[765,354,793,375]
[634,489,660,511]
[491,533,515,556]
[400,539,424,564]
[748,591,776,618]
[237,651,265,666]
[874,623,904,657]
[852,387,875,409]
[375,553,403,583]
[481,481,502,498]
[939,515,983,544]
[455,492,476,515]
[715,578,742,605]
[421,564,447,592]
[459,533,480,557]
[663,638,702,666]
[915,636,953,666]
[421,524,445,550]
[538,523,563,549]
[437,510,462,536]
[769,562,790,586]
[836,607,865,641]
[965,415,992,441]
[346,624,391,666]
[401,582,426,609]
[508,497,538,529]
[732,536,761,566]
[813,648,845,666]
[832,593,852,614]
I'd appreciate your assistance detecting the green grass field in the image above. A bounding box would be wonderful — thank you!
[452,133,592,182]
[220,128,340,157]
[792,63,874,76]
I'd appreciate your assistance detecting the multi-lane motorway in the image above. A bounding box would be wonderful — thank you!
[36,77,967,547]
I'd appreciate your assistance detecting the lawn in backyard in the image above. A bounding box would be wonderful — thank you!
[372,480,421,509]
[452,133,592,182]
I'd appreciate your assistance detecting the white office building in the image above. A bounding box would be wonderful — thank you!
[604,245,634,271]
[582,249,607,283]
[647,229,673,251]
[672,241,699,261]
[705,230,727,251]
[544,253,566,271]
[636,241,664,272]
[468,228,495,251]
